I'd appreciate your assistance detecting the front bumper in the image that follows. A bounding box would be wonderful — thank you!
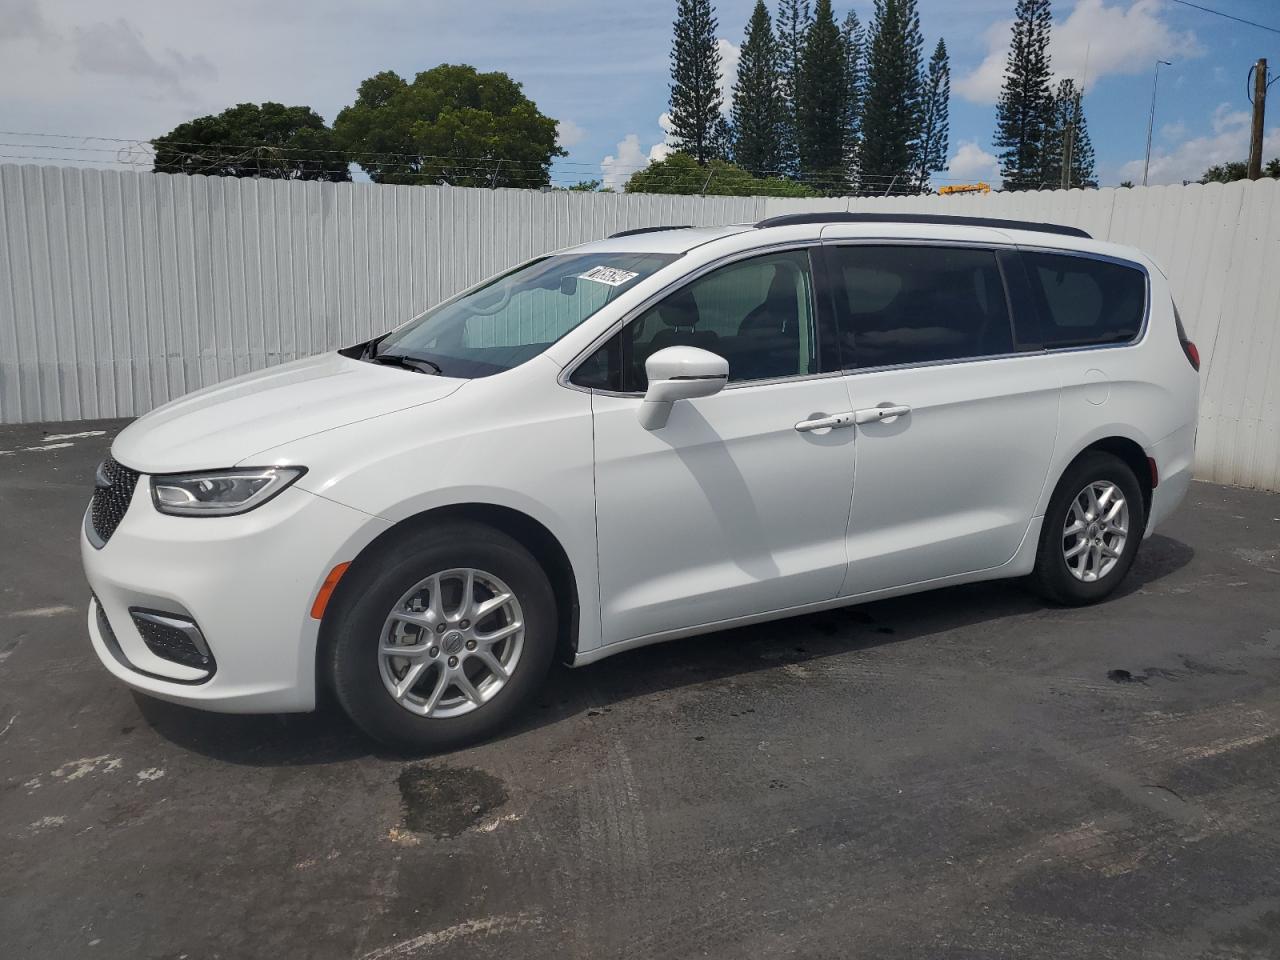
[82,477,389,713]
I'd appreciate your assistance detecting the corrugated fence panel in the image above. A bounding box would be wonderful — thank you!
[1,164,1278,490]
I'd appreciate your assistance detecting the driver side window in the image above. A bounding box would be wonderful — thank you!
[572,250,818,392]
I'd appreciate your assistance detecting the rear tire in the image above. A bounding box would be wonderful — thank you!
[1030,451,1145,606]
[328,521,557,751]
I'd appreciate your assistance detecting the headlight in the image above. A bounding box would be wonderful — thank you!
[150,466,307,516]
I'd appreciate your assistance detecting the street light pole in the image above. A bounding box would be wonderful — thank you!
[1143,59,1173,187]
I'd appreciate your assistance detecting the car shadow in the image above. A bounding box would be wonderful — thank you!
[136,533,1194,764]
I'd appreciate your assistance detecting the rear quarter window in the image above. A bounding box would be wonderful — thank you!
[1024,251,1147,349]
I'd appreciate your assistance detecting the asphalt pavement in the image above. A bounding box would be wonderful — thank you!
[3,419,1280,959]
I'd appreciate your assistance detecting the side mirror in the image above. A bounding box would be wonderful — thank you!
[639,346,728,430]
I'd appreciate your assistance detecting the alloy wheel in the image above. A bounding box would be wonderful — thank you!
[377,567,525,718]
[1062,480,1129,583]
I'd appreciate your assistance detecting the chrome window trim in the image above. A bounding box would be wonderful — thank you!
[557,240,827,396]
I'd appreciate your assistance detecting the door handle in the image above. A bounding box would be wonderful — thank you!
[794,412,856,432]
[853,404,911,425]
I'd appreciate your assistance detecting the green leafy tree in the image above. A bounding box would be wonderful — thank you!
[732,0,786,175]
[795,0,849,191]
[152,102,349,180]
[841,11,866,182]
[625,152,816,196]
[333,65,563,187]
[1200,158,1280,184]
[1041,78,1096,188]
[861,0,924,192]
[668,0,724,163]
[776,0,812,175]
[993,0,1054,190]
[565,179,602,191]
[914,39,950,191]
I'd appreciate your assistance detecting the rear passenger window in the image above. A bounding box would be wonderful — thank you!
[829,246,1014,369]
[1025,252,1146,349]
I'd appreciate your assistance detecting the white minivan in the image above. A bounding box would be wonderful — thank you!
[82,213,1200,749]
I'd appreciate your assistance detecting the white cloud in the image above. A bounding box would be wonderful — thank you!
[601,134,647,191]
[599,113,676,189]
[1120,103,1280,185]
[717,37,740,114]
[1161,120,1187,141]
[956,0,1201,104]
[954,18,1011,104]
[556,119,586,150]
[944,140,1000,185]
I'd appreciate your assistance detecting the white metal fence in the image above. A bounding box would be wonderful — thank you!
[1,164,1278,491]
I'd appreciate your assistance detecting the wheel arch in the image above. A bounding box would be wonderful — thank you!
[316,503,581,696]
[1053,435,1154,518]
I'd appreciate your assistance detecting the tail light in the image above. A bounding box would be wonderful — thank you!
[1181,338,1200,371]
[1173,304,1200,371]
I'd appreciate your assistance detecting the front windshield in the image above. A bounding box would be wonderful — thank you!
[374,252,678,378]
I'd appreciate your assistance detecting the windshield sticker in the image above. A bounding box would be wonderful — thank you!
[577,265,640,287]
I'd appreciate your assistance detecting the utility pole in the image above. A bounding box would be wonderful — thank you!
[1143,60,1172,187]
[1248,58,1267,181]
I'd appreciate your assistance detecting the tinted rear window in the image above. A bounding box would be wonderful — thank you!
[1025,252,1146,349]
[830,245,1014,368]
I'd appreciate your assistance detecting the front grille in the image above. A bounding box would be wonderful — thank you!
[130,610,215,673]
[89,456,140,546]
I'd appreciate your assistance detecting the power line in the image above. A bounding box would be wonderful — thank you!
[1167,0,1280,35]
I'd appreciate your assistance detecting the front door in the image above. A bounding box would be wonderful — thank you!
[572,248,857,646]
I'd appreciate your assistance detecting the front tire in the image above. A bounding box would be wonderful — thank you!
[328,521,557,751]
[1030,451,1146,606]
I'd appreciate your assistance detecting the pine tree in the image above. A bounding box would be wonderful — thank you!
[993,0,1054,190]
[776,0,812,176]
[841,11,866,185]
[1041,79,1096,188]
[915,38,950,191]
[732,0,786,175]
[861,0,924,192]
[668,0,724,164]
[796,0,848,190]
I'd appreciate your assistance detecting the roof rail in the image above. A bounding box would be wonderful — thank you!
[753,212,1091,239]
[608,225,695,239]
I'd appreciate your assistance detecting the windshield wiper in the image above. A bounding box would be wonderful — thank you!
[368,352,443,375]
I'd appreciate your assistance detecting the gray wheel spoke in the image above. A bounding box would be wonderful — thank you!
[476,649,508,681]
[457,569,476,619]
[380,638,430,658]
[389,609,433,630]
[1064,539,1089,560]
[393,660,428,700]
[472,592,513,623]
[426,573,443,622]
[455,672,482,705]
[475,619,522,644]
[1063,520,1086,537]
[422,669,449,714]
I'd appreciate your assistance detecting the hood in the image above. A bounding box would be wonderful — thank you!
[112,352,465,474]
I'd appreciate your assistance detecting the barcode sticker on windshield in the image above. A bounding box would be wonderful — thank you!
[578,265,640,287]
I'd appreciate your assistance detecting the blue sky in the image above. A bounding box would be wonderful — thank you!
[2,0,1279,190]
